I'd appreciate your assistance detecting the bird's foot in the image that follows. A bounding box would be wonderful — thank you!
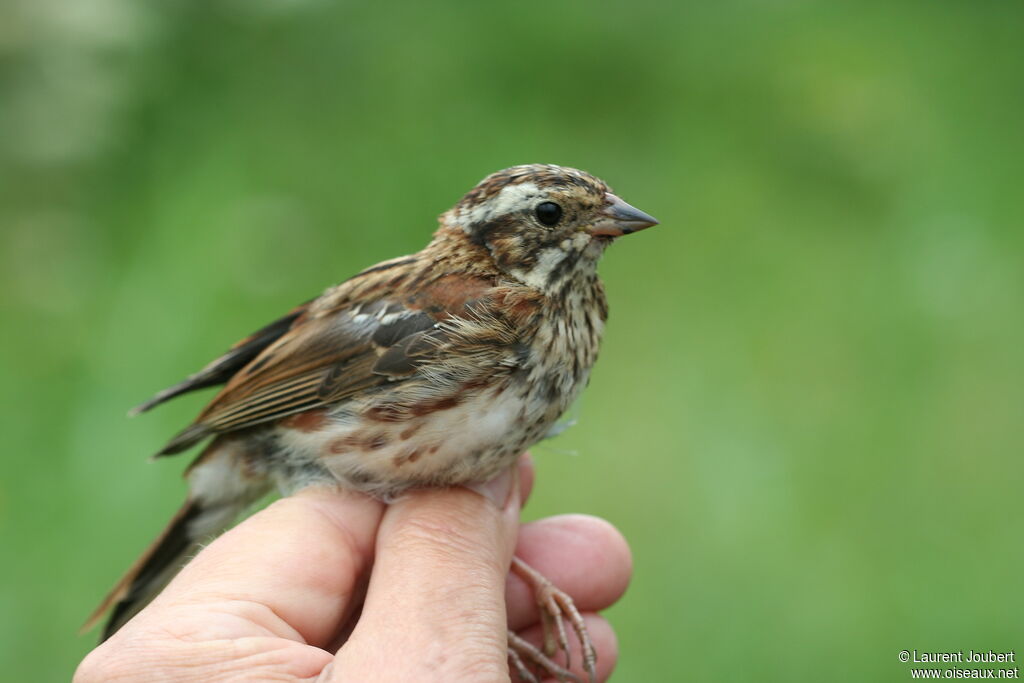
[508,630,580,683]
[508,556,596,682]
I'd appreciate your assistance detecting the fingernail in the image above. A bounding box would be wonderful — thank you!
[466,466,518,510]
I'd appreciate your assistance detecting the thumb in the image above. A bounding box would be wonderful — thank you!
[330,466,521,682]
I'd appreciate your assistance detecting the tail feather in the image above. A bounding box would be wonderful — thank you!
[81,500,202,638]
[153,423,213,458]
[83,441,271,641]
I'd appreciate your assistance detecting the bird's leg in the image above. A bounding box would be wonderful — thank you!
[509,556,597,683]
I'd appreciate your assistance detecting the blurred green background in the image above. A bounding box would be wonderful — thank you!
[2,0,1022,680]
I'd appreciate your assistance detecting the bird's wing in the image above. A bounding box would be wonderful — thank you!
[130,301,313,416]
[154,272,537,457]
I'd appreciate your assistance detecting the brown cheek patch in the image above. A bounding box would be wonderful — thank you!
[280,409,328,433]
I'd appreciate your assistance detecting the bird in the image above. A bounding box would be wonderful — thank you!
[83,163,658,682]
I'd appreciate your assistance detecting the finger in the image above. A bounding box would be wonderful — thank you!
[147,486,385,647]
[507,514,632,630]
[512,614,618,683]
[325,455,531,651]
[332,466,522,681]
[518,452,536,505]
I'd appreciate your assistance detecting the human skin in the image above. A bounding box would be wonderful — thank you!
[75,455,633,682]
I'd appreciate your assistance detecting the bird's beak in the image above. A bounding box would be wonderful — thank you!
[587,192,660,237]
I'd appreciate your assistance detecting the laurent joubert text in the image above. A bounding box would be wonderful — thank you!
[900,652,1016,665]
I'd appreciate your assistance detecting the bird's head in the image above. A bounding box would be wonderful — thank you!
[442,164,658,291]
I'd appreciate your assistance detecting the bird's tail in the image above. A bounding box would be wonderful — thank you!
[82,441,270,641]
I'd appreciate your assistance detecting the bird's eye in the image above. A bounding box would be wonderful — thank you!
[534,201,563,227]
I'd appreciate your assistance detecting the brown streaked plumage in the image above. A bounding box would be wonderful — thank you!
[85,163,658,682]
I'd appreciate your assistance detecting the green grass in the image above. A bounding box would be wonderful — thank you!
[1,1,1022,679]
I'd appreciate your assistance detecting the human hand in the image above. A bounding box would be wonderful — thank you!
[74,455,632,682]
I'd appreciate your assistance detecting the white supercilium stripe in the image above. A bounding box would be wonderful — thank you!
[462,182,540,228]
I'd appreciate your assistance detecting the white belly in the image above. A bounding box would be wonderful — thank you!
[274,385,534,497]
